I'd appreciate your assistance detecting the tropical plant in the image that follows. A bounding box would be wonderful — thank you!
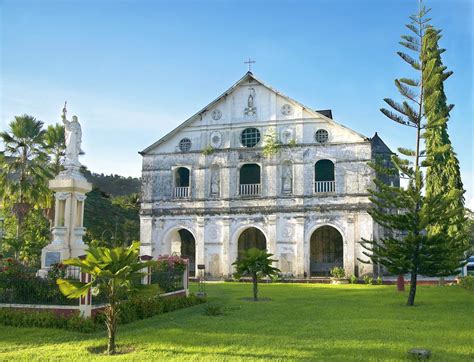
[232,248,280,301]
[361,2,468,306]
[56,242,154,354]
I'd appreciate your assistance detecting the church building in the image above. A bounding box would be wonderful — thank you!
[139,72,397,278]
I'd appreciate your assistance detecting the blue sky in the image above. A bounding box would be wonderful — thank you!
[1,0,472,207]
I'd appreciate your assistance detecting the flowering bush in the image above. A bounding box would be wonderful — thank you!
[155,255,187,273]
[47,263,67,280]
[0,256,75,305]
[152,255,187,293]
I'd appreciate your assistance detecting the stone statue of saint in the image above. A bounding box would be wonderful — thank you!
[61,102,83,166]
[211,167,220,196]
[282,164,292,193]
[244,88,257,116]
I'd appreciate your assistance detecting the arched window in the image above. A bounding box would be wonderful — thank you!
[239,163,261,195]
[173,167,190,198]
[314,160,335,193]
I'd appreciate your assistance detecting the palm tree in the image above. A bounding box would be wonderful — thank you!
[232,248,280,301]
[57,242,154,355]
[43,124,66,225]
[44,124,65,176]
[0,115,51,239]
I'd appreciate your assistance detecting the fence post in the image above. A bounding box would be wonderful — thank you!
[184,259,189,296]
[77,255,92,318]
[140,255,153,285]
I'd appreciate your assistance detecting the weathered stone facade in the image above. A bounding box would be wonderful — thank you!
[140,72,395,278]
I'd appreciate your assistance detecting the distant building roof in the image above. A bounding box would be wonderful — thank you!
[316,109,332,119]
[370,132,393,154]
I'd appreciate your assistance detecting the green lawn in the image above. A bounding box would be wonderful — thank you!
[0,283,472,361]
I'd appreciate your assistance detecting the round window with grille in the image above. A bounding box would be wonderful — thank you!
[179,138,192,152]
[315,129,329,144]
[240,128,261,148]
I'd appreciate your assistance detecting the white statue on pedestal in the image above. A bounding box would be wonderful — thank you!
[40,103,92,273]
[62,102,83,167]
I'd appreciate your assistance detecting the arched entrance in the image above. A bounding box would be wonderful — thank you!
[169,228,196,276]
[309,226,343,276]
[237,227,266,259]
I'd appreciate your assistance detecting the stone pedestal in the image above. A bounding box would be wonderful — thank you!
[41,173,92,270]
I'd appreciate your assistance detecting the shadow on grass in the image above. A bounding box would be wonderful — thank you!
[87,344,135,355]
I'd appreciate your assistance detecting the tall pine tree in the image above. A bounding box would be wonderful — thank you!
[423,27,467,244]
[361,2,468,306]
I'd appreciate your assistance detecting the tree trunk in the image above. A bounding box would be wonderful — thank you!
[252,274,258,301]
[407,271,417,306]
[397,274,405,292]
[106,301,119,354]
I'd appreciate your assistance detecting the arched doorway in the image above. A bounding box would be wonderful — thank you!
[169,228,196,276]
[237,227,266,259]
[309,226,343,276]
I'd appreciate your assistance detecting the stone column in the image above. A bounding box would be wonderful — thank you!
[220,219,231,277]
[41,177,92,272]
[195,216,205,276]
[266,215,277,259]
[344,216,356,276]
[294,216,306,277]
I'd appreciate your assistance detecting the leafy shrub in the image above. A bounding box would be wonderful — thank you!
[330,267,346,279]
[0,257,75,305]
[94,294,206,326]
[349,275,358,284]
[459,276,474,291]
[363,275,374,285]
[203,302,224,316]
[376,276,383,285]
[0,309,96,333]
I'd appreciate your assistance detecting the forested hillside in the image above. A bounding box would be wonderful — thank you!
[82,169,141,197]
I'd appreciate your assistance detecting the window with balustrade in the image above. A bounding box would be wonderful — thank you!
[173,167,190,198]
[239,163,261,196]
[314,160,335,193]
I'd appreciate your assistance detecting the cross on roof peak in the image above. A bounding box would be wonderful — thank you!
[244,58,255,72]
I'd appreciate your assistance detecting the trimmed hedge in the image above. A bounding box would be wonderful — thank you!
[0,294,205,333]
[96,294,206,325]
[0,309,97,333]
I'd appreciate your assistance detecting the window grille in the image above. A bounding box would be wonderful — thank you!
[315,129,329,143]
[240,128,261,148]
[179,138,192,152]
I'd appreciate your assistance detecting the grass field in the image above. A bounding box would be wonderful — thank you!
[0,282,472,361]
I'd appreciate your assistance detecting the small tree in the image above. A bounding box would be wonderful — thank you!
[57,242,153,354]
[232,248,280,301]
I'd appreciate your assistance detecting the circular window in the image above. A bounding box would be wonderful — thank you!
[240,128,261,148]
[315,129,329,144]
[179,138,192,152]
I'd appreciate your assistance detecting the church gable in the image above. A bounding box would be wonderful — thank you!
[141,72,367,155]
